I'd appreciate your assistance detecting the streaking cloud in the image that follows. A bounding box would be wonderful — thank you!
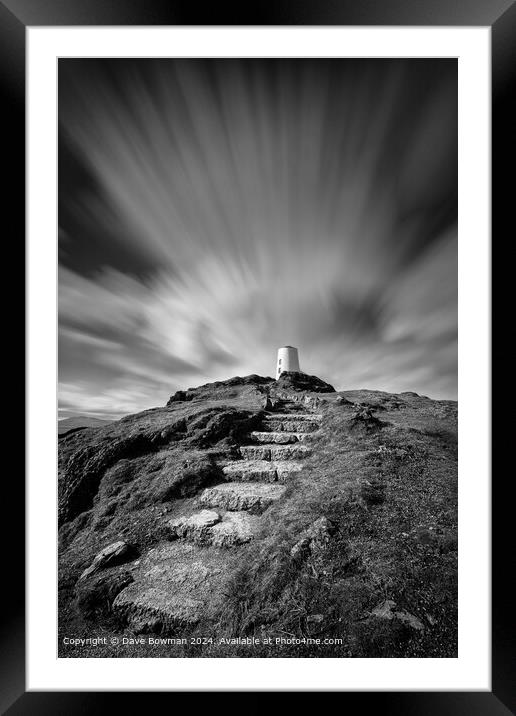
[59,59,457,419]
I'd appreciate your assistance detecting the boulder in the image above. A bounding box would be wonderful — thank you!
[371,600,425,631]
[76,569,134,618]
[79,540,133,581]
[291,516,337,562]
[351,404,384,430]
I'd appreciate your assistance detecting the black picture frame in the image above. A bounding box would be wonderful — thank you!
[6,0,512,711]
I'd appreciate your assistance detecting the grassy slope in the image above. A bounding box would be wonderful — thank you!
[58,383,457,658]
[211,392,457,657]
[58,416,113,435]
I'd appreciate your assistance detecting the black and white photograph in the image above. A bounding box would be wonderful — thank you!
[57,57,458,659]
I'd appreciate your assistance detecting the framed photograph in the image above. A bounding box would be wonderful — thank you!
[5,0,511,709]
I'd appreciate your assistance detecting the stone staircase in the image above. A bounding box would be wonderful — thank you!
[166,410,322,546]
[220,412,321,484]
[113,407,323,632]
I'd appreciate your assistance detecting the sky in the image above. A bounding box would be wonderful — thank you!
[58,59,457,420]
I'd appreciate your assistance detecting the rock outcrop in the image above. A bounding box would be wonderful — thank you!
[167,375,274,405]
[275,371,335,393]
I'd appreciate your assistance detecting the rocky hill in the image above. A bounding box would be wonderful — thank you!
[58,372,457,658]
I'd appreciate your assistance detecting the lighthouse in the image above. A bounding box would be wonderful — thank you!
[276,346,301,379]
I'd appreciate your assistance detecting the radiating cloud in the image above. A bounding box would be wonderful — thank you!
[59,59,457,418]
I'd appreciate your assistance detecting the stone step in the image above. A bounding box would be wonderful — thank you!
[263,419,320,433]
[222,459,302,483]
[209,512,258,548]
[199,482,287,512]
[251,430,316,444]
[239,443,312,461]
[222,460,277,482]
[265,413,323,422]
[113,541,235,633]
[168,509,258,547]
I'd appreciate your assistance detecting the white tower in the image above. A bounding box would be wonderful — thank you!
[276,346,301,379]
